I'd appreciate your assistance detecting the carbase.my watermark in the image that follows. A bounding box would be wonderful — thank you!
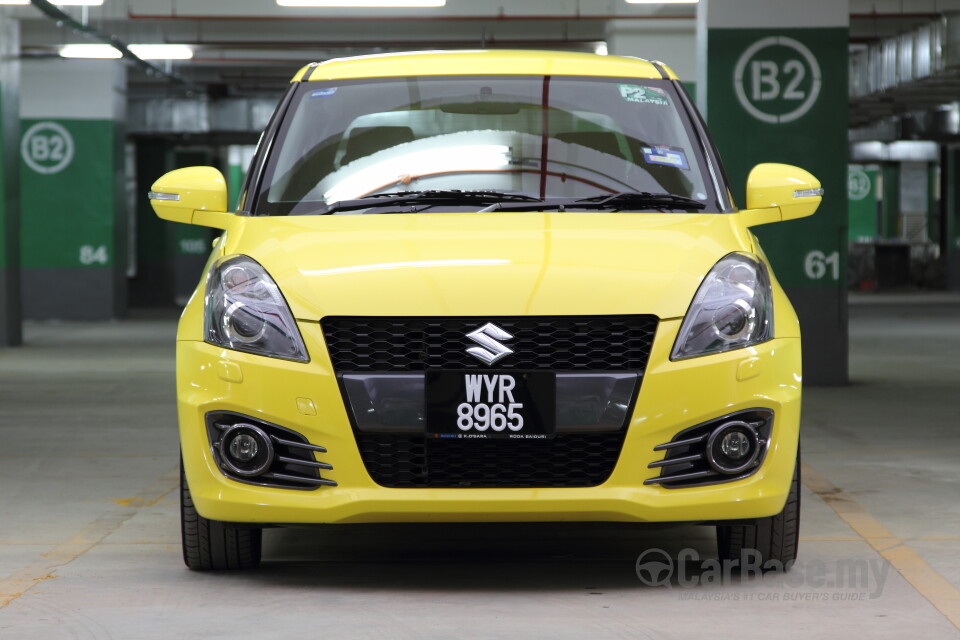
[635,548,888,599]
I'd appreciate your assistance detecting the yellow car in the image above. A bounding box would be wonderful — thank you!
[150,50,820,571]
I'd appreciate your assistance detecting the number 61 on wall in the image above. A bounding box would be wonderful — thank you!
[804,250,839,280]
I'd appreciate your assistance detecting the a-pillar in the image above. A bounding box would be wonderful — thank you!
[19,58,127,320]
[0,9,21,345]
[697,0,849,385]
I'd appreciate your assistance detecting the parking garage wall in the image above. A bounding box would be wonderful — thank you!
[19,59,127,320]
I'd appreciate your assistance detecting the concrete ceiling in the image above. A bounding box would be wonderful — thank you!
[10,0,960,130]
[14,0,695,97]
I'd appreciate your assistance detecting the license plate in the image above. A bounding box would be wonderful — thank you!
[425,371,556,439]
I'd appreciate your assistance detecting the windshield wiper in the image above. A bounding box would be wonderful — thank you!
[478,191,707,213]
[575,191,707,211]
[310,190,544,215]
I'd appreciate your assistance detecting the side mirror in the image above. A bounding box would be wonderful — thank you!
[741,163,822,227]
[148,166,234,229]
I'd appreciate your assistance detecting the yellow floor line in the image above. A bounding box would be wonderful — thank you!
[800,536,960,542]
[0,467,179,610]
[802,462,960,630]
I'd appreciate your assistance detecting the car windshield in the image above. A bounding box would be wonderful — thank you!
[254,74,717,215]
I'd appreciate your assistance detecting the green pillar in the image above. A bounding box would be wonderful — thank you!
[19,59,127,320]
[226,145,255,210]
[697,0,849,386]
[847,164,878,242]
[0,10,21,345]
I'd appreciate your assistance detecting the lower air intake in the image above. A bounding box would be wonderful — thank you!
[356,431,626,488]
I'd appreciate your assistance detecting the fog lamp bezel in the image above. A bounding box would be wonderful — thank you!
[219,424,274,477]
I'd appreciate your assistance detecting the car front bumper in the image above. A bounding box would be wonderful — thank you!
[178,318,801,525]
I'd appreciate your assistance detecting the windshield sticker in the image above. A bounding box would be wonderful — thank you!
[617,84,669,106]
[642,145,690,170]
[310,87,338,98]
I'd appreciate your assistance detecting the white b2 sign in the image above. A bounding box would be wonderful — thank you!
[21,121,75,175]
[847,167,872,201]
[734,37,822,124]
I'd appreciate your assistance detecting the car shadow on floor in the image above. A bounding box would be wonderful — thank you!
[245,522,718,591]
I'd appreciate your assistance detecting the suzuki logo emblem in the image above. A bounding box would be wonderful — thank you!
[466,323,514,366]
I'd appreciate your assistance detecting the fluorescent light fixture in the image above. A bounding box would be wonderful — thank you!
[59,44,121,59]
[129,44,194,60]
[277,0,445,6]
[59,43,193,60]
[0,0,105,4]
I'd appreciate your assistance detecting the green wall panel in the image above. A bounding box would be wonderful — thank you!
[228,162,244,211]
[881,163,899,240]
[20,118,115,269]
[706,28,848,289]
[847,165,878,242]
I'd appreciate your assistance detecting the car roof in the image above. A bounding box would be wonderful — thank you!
[291,50,678,83]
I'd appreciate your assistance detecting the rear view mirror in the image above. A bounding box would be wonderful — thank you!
[149,166,234,229]
[741,163,822,227]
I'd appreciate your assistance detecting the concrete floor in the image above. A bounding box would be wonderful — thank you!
[0,296,959,639]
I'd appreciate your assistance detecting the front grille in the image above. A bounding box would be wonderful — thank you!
[321,315,658,372]
[356,431,626,488]
[323,315,657,489]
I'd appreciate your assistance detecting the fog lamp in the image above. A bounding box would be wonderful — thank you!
[220,424,273,477]
[228,433,260,462]
[706,421,760,474]
[720,430,751,460]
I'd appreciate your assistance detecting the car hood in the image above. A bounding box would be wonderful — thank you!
[224,212,755,321]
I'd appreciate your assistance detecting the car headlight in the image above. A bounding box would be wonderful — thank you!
[204,255,309,362]
[671,253,773,360]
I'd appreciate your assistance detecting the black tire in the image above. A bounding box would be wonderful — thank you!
[180,458,262,570]
[716,449,800,571]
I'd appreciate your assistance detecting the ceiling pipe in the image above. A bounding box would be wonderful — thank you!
[163,39,601,49]
[123,10,957,22]
[126,12,695,21]
[29,0,200,93]
[849,12,946,19]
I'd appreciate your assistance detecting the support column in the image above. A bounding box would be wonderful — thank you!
[19,59,127,320]
[697,0,849,385]
[0,9,21,345]
[948,147,960,291]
